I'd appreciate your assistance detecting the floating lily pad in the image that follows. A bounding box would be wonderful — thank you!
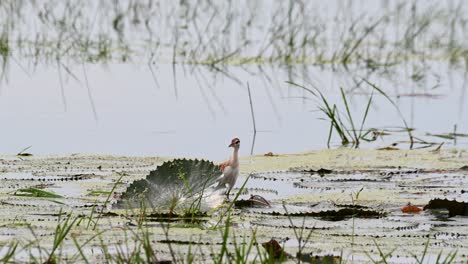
[235,195,271,208]
[297,168,333,176]
[424,199,468,217]
[116,159,221,210]
[267,208,385,221]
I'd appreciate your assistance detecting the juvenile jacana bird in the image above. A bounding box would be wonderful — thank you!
[215,137,240,196]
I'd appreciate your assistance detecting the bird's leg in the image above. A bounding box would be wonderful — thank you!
[225,185,231,198]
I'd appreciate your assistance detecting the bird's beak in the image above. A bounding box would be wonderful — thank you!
[228,143,234,147]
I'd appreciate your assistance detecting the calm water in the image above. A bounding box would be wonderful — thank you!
[0,0,467,159]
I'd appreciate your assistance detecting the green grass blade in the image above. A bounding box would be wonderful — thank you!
[411,238,430,264]
[14,188,63,198]
[285,81,317,97]
[363,79,414,149]
[359,90,374,139]
[215,174,251,228]
[218,214,231,264]
[340,87,359,145]
[93,172,124,230]
[442,250,457,264]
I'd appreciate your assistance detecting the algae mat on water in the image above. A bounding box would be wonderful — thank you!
[0,149,467,263]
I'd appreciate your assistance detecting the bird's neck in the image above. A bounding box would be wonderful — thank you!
[231,147,239,163]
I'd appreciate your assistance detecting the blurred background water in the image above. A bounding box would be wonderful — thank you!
[0,0,467,159]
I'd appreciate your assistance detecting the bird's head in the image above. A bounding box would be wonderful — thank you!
[228,137,240,148]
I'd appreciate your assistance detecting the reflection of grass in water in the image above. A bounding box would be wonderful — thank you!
[0,1,467,70]
[0,32,8,57]
[0,31,9,81]
[1,0,467,120]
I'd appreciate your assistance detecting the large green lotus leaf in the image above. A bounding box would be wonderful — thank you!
[115,159,221,210]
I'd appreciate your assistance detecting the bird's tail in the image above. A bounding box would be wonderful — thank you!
[214,174,225,191]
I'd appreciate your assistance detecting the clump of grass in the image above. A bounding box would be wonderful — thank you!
[178,168,210,222]
[214,173,252,227]
[210,213,279,264]
[363,79,414,148]
[366,239,457,264]
[365,240,397,264]
[70,230,105,264]
[231,227,257,263]
[92,172,124,230]
[287,79,415,149]
[45,212,82,264]
[282,202,314,260]
[287,81,375,148]
[0,240,19,263]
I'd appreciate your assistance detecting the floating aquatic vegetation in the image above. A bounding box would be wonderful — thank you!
[298,168,333,177]
[234,195,271,208]
[115,159,221,211]
[262,239,289,260]
[298,253,341,264]
[1,153,468,262]
[266,208,385,221]
[424,198,468,217]
[401,202,423,213]
[14,188,63,199]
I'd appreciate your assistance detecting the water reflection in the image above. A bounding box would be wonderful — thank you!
[0,0,467,158]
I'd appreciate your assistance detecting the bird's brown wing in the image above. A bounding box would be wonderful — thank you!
[219,159,231,172]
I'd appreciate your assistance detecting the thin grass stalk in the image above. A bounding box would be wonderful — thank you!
[340,87,359,146]
[47,212,80,263]
[216,214,231,264]
[71,230,105,263]
[215,173,251,228]
[0,241,19,263]
[247,82,257,155]
[363,79,414,149]
[327,108,335,148]
[358,90,374,139]
[413,238,430,264]
[93,172,124,230]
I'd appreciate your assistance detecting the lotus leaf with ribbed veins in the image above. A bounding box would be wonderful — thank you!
[115,159,221,210]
